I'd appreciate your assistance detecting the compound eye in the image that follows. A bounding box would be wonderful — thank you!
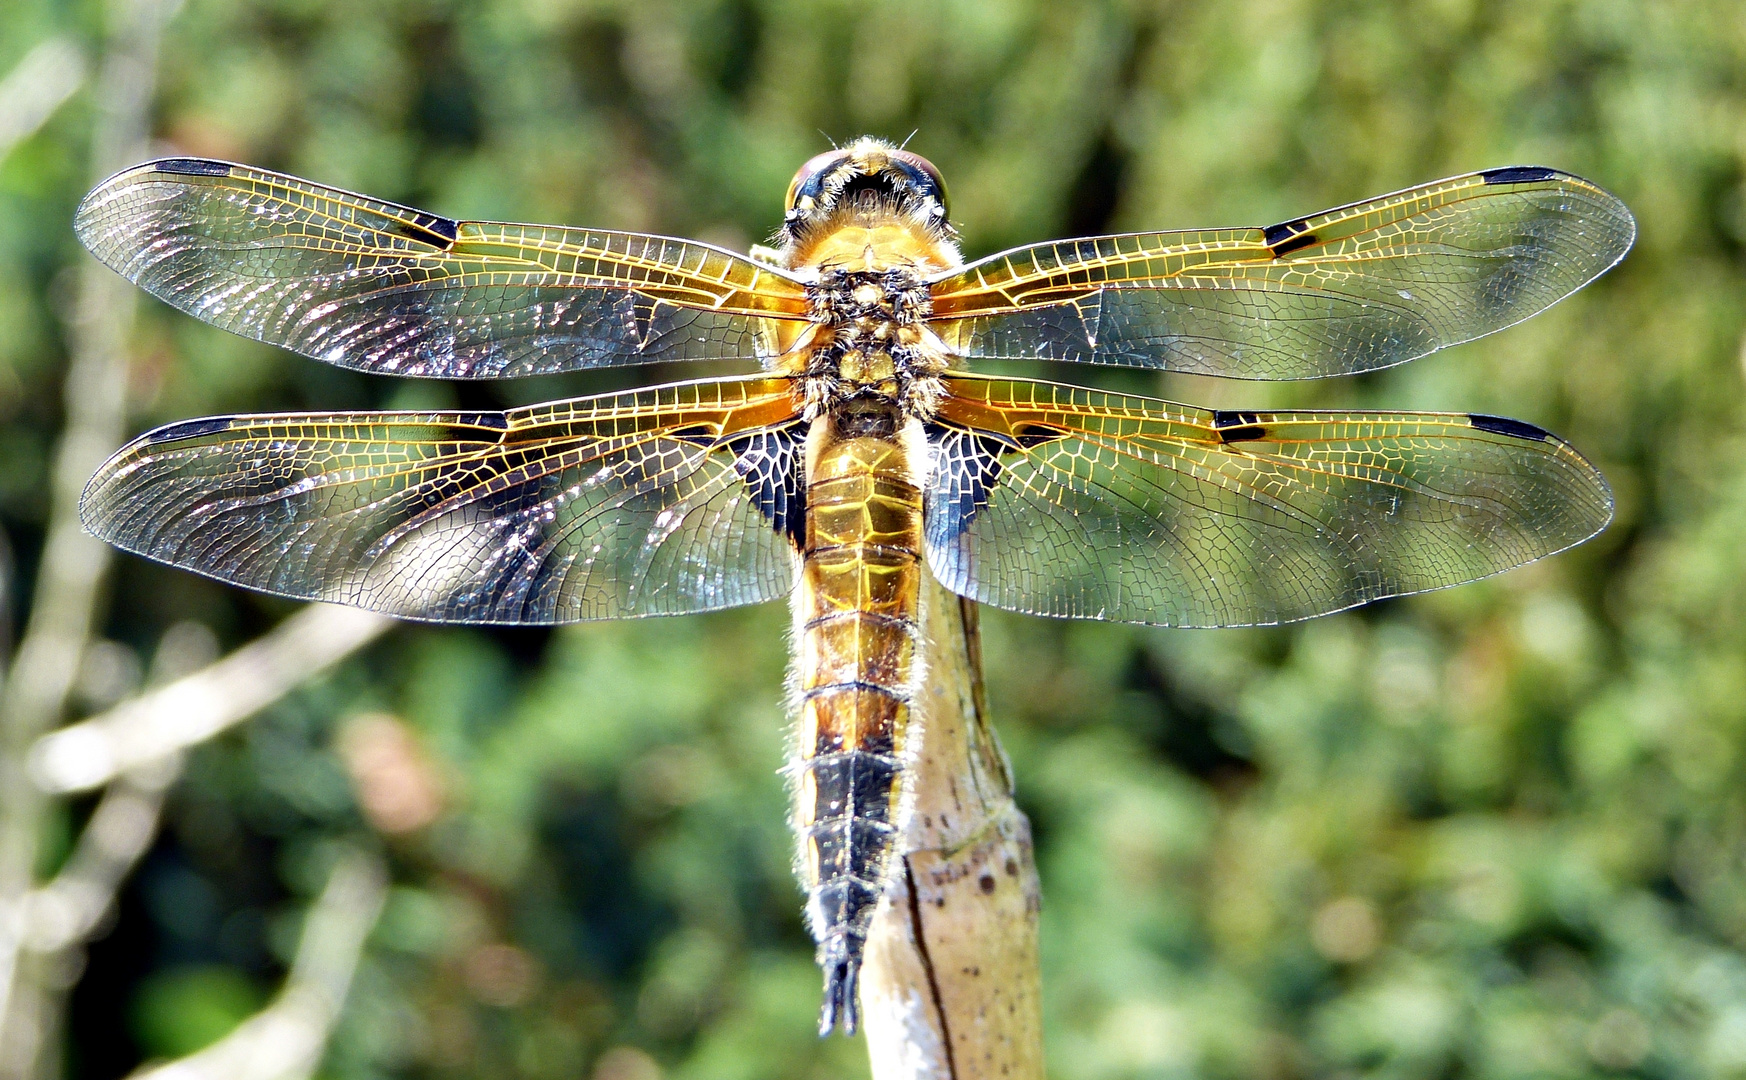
[889,150,949,218]
[786,150,851,216]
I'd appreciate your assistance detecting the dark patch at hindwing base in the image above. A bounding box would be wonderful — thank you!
[730,424,807,547]
[923,423,1008,552]
[922,419,1077,560]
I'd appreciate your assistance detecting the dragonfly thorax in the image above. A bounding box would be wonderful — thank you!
[802,268,947,420]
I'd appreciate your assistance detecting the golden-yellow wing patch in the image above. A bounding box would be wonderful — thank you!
[923,375,1612,626]
[81,376,807,623]
[927,168,1634,378]
[75,158,812,377]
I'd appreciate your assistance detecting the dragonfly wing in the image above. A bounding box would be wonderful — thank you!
[925,376,1612,627]
[81,377,806,623]
[928,168,1634,378]
[74,158,812,377]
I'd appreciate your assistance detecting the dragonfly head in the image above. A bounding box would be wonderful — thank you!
[778,137,953,250]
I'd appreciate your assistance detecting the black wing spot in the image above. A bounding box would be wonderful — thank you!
[454,412,509,430]
[1012,422,1067,449]
[1262,219,1310,246]
[1264,219,1320,255]
[667,424,719,447]
[1481,166,1560,185]
[1212,410,1267,443]
[152,158,232,177]
[1468,413,1550,441]
[387,217,458,248]
[1269,230,1320,258]
[144,416,233,443]
[413,212,459,242]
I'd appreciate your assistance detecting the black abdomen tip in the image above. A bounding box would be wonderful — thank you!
[817,951,861,1036]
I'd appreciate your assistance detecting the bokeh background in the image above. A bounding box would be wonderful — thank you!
[1,0,1744,1077]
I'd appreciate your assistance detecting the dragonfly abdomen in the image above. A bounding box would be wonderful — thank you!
[793,408,927,1036]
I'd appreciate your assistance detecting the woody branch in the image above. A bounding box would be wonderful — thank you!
[126,848,388,1080]
[0,2,175,1071]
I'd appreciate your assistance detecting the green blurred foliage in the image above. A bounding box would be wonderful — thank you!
[130,965,266,1059]
[2,0,1744,1077]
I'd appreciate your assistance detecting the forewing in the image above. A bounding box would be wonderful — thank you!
[928,168,1634,378]
[81,377,806,624]
[926,376,1611,627]
[74,158,811,377]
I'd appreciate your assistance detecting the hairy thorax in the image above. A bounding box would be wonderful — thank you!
[768,211,961,423]
[801,267,947,420]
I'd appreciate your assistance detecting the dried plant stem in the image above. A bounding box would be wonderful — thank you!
[19,758,179,958]
[0,38,87,162]
[31,604,393,795]
[0,4,390,1067]
[861,575,1046,1079]
[0,2,176,1073]
[2,600,390,1076]
[127,849,388,1080]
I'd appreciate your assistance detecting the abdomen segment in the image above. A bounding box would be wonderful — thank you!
[794,415,925,1035]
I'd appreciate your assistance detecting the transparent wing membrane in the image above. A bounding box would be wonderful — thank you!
[77,157,1623,631]
[928,168,1634,378]
[81,378,805,623]
[925,376,1612,627]
[74,159,812,377]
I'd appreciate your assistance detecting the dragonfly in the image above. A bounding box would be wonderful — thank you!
[74,140,1632,1035]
